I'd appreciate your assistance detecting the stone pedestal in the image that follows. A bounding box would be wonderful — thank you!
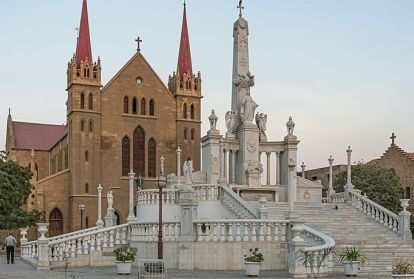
[238,122,260,186]
[288,221,307,278]
[399,199,412,240]
[105,208,117,227]
[201,130,222,184]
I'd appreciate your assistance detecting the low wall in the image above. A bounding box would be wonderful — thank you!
[131,240,288,271]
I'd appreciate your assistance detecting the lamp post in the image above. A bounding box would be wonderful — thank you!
[157,157,166,259]
[79,204,86,230]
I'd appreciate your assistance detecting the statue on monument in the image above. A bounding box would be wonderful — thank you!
[286,116,295,137]
[225,111,238,135]
[208,110,218,130]
[107,191,113,209]
[240,92,258,123]
[183,159,193,185]
[255,113,268,141]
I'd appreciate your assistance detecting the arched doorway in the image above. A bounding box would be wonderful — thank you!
[49,208,63,236]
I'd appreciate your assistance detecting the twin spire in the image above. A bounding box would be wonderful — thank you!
[74,0,193,74]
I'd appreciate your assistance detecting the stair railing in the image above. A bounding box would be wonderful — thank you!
[219,185,258,219]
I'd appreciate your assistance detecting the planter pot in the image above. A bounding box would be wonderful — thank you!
[343,261,361,276]
[116,261,133,275]
[245,261,261,277]
[392,275,414,279]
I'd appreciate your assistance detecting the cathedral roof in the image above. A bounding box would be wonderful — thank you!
[12,121,67,151]
[177,3,192,75]
[368,144,414,165]
[75,0,93,64]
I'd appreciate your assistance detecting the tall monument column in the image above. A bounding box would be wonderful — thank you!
[344,146,354,202]
[285,117,300,217]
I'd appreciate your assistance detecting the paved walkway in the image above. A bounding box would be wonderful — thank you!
[0,256,379,279]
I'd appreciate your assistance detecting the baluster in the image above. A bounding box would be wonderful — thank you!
[175,224,180,241]
[70,240,76,258]
[197,224,203,241]
[266,223,272,241]
[96,233,102,251]
[109,230,114,248]
[122,227,128,244]
[228,223,234,242]
[220,223,226,242]
[243,223,249,242]
[281,223,287,241]
[251,223,257,242]
[49,246,54,262]
[213,223,219,242]
[83,237,89,255]
[115,228,121,245]
[90,235,96,253]
[77,239,83,255]
[59,243,65,261]
[393,218,398,232]
[164,224,169,241]
[235,223,241,242]
[259,222,265,241]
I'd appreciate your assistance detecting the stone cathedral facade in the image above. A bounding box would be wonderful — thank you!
[5,0,201,235]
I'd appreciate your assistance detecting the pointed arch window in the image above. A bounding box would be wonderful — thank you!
[122,136,131,177]
[183,103,187,119]
[88,93,93,110]
[80,93,85,109]
[132,97,138,114]
[190,104,195,119]
[85,183,89,193]
[184,128,188,141]
[89,120,93,132]
[124,96,129,113]
[85,150,89,162]
[149,99,155,116]
[141,98,146,115]
[133,126,145,176]
[191,128,195,141]
[148,138,157,178]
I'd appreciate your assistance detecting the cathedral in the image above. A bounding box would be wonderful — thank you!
[5,0,202,235]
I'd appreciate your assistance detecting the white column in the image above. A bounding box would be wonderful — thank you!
[344,146,354,201]
[275,152,280,185]
[177,145,182,185]
[127,170,137,222]
[266,152,271,185]
[160,156,165,176]
[219,143,226,184]
[231,150,236,184]
[96,184,104,228]
[228,150,233,184]
[328,156,335,202]
[224,149,228,183]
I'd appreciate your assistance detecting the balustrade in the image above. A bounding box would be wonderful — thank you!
[129,222,181,242]
[194,220,288,242]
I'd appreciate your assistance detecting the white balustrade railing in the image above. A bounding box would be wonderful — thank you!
[349,190,400,234]
[21,240,39,259]
[193,185,220,201]
[331,192,345,203]
[194,219,288,242]
[220,186,258,219]
[129,222,181,242]
[49,226,99,242]
[299,224,336,275]
[137,189,178,205]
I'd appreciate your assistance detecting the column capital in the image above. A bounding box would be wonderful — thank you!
[97,184,103,191]
[328,155,334,166]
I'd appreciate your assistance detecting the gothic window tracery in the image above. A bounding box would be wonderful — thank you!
[132,98,138,114]
[80,93,85,109]
[183,103,187,119]
[141,98,146,115]
[88,93,93,110]
[190,104,195,119]
[149,99,155,116]
[124,96,129,113]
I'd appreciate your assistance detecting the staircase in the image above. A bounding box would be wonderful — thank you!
[220,185,258,219]
[265,202,414,275]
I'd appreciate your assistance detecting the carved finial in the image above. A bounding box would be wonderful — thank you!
[390,132,396,146]
[328,155,334,165]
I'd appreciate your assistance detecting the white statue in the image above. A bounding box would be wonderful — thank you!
[107,191,113,209]
[240,93,258,123]
[208,110,218,130]
[286,116,295,136]
[255,113,267,141]
[183,160,193,185]
[225,111,237,133]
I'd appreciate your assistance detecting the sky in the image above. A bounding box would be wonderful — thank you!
[1,0,414,170]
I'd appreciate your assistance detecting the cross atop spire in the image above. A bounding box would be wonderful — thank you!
[75,0,93,64]
[237,0,245,17]
[135,36,143,52]
[177,1,193,75]
[390,132,396,145]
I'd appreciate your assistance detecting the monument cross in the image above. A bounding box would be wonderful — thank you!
[135,36,143,52]
[390,132,396,145]
[237,0,244,17]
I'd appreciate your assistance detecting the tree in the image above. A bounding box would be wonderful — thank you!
[334,164,402,213]
[0,151,40,229]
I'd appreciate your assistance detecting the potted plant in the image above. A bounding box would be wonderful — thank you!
[337,247,366,277]
[113,247,137,275]
[392,259,414,278]
[244,248,264,277]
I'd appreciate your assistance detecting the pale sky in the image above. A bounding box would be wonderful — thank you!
[1,0,414,170]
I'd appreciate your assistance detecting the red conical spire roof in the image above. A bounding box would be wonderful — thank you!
[75,0,93,64]
[177,2,193,75]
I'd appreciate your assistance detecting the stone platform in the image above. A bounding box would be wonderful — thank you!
[0,256,380,279]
